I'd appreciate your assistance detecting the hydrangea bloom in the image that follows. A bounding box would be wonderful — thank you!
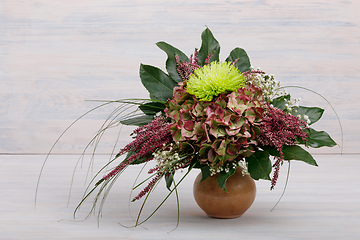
[165,81,264,172]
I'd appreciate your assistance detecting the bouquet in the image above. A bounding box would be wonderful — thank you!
[40,28,337,227]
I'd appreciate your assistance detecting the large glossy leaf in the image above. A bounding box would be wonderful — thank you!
[120,115,154,126]
[200,165,211,182]
[225,47,251,73]
[216,167,237,192]
[139,64,178,102]
[245,150,271,180]
[292,106,324,125]
[271,94,290,111]
[197,28,220,65]
[263,145,318,166]
[305,128,337,148]
[156,42,189,83]
[139,102,166,116]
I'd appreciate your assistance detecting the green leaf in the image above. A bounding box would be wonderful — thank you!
[282,145,318,166]
[271,94,291,111]
[245,150,271,180]
[292,106,324,125]
[263,145,318,166]
[216,167,237,192]
[165,173,174,191]
[156,42,189,83]
[191,157,204,169]
[139,64,178,102]
[120,115,154,126]
[139,102,166,116]
[305,128,337,148]
[197,28,220,65]
[225,47,251,73]
[200,165,211,182]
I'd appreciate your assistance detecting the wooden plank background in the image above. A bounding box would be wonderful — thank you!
[1,0,359,154]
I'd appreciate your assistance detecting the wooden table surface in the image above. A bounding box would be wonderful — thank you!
[1,154,359,239]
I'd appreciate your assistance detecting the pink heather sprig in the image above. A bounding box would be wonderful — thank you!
[175,50,219,82]
[148,166,159,174]
[132,172,162,202]
[271,157,282,190]
[132,157,191,202]
[230,58,239,67]
[243,69,265,76]
[102,116,174,181]
[257,104,308,158]
[204,52,213,65]
[175,49,201,81]
[257,104,308,189]
[190,48,199,65]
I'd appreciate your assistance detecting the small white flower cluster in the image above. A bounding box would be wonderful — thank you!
[245,67,287,101]
[284,98,311,125]
[151,144,189,173]
[297,114,311,125]
[208,160,249,176]
[284,97,300,112]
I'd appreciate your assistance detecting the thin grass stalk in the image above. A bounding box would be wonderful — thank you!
[36,99,148,207]
[80,156,126,201]
[278,85,344,153]
[132,172,159,190]
[134,174,166,227]
[135,163,196,226]
[35,101,120,207]
[168,169,180,233]
[270,160,291,212]
[127,162,149,223]
[96,172,122,226]
[67,104,141,205]
[66,125,123,206]
[87,98,165,105]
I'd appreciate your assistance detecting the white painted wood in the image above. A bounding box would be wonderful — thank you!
[1,0,359,153]
[1,154,359,239]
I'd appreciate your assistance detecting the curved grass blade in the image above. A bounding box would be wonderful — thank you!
[66,103,140,205]
[127,162,149,224]
[35,101,122,208]
[36,98,152,207]
[168,169,180,233]
[278,85,343,154]
[271,161,291,212]
[135,162,196,226]
[134,177,163,227]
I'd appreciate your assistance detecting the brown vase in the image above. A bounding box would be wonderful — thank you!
[193,167,256,218]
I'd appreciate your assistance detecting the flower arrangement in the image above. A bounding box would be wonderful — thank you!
[40,28,338,227]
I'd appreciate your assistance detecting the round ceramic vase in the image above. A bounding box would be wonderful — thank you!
[193,167,256,218]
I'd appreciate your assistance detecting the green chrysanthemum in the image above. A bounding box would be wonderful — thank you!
[186,61,245,101]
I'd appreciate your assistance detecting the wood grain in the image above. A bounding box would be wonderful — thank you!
[1,0,359,154]
[1,155,359,239]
